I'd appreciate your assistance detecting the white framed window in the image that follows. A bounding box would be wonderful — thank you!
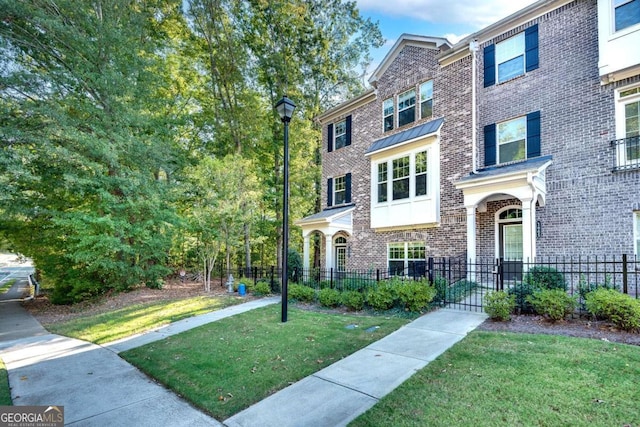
[377,163,388,203]
[398,89,416,127]
[334,236,347,271]
[334,119,347,149]
[388,242,426,276]
[615,85,640,169]
[334,175,346,205]
[614,0,640,32]
[497,116,527,163]
[383,98,394,132]
[392,156,410,200]
[635,212,640,256]
[377,150,430,204]
[496,32,525,83]
[419,80,433,119]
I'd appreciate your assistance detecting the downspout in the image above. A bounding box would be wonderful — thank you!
[469,39,479,174]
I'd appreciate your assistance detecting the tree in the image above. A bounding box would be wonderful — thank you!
[183,155,259,291]
[0,0,186,302]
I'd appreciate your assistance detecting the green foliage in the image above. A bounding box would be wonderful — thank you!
[527,289,577,322]
[524,266,566,291]
[341,291,364,311]
[432,275,448,304]
[365,282,397,311]
[395,279,437,312]
[577,274,619,301]
[253,281,272,297]
[287,284,315,303]
[318,288,341,308]
[484,291,516,321]
[585,289,640,331]
[507,282,537,314]
[287,248,303,281]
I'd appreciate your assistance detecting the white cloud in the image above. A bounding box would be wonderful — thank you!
[442,32,469,45]
[357,0,538,29]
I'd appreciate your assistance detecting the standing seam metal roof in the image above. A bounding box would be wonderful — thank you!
[365,117,444,155]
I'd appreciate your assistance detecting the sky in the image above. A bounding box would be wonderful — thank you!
[355,0,539,72]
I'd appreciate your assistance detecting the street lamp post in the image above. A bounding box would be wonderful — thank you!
[276,95,296,323]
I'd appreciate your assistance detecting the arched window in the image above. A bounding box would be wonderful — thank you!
[499,208,522,221]
[334,236,347,271]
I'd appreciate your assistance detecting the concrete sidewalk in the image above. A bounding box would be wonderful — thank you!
[1,273,487,427]
[224,309,487,427]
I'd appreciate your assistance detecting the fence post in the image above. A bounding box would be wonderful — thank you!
[376,269,380,282]
[270,266,275,291]
[623,253,628,294]
[330,268,334,289]
[293,267,299,284]
[427,257,434,284]
[497,258,504,291]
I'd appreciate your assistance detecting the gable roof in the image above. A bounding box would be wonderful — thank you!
[369,34,451,88]
[365,117,444,156]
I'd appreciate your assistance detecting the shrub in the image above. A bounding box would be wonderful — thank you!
[287,248,303,282]
[484,291,516,321]
[432,275,448,304]
[524,266,566,291]
[577,274,618,301]
[507,282,537,314]
[527,289,577,322]
[585,289,640,332]
[256,277,280,293]
[396,279,437,312]
[253,281,272,296]
[318,288,341,307]
[342,291,364,311]
[287,283,315,303]
[366,282,397,311]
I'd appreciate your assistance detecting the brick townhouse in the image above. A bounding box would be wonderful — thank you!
[297,0,640,276]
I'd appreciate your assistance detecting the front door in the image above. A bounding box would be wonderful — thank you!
[501,223,523,280]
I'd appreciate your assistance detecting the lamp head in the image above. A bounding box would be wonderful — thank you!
[276,95,296,122]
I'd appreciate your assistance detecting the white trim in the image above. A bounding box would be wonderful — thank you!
[635,211,640,257]
[494,205,523,259]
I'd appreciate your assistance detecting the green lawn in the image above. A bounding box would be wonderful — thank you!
[0,279,16,294]
[351,331,640,427]
[45,295,246,344]
[122,305,410,420]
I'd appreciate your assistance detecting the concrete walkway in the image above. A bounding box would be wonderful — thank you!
[1,269,487,427]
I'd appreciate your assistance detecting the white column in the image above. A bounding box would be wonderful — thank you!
[466,206,477,281]
[303,234,311,270]
[521,198,533,267]
[325,234,334,270]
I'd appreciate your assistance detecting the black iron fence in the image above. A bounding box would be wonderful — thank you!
[611,136,640,171]
[206,255,639,312]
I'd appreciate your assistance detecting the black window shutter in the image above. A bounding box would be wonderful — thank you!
[345,173,352,204]
[345,115,352,147]
[327,178,333,207]
[525,24,539,72]
[527,111,541,158]
[484,123,497,166]
[327,123,334,152]
[483,44,496,88]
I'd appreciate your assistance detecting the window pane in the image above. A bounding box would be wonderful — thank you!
[393,178,409,200]
[415,151,427,174]
[498,117,526,144]
[334,176,345,191]
[334,119,346,149]
[389,260,405,276]
[378,163,387,182]
[378,183,388,203]
[499,139,526,163]
[615,0,640,32]
[420,81,433,119]
[383,98,394,131]
[407,242,425,259]
[415,174,427,196]
[626,138,640,161]
[392,157,410,179]
[636,212,640,255]
[388,243,404,259]
[398,107,415,127]
[626,101,640,137]
[496,32,525,64]
[334,176,345,205]
[334,134,346,149]
[498,55,525,83]
[398,89,416,127]
[421,99,433,119]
